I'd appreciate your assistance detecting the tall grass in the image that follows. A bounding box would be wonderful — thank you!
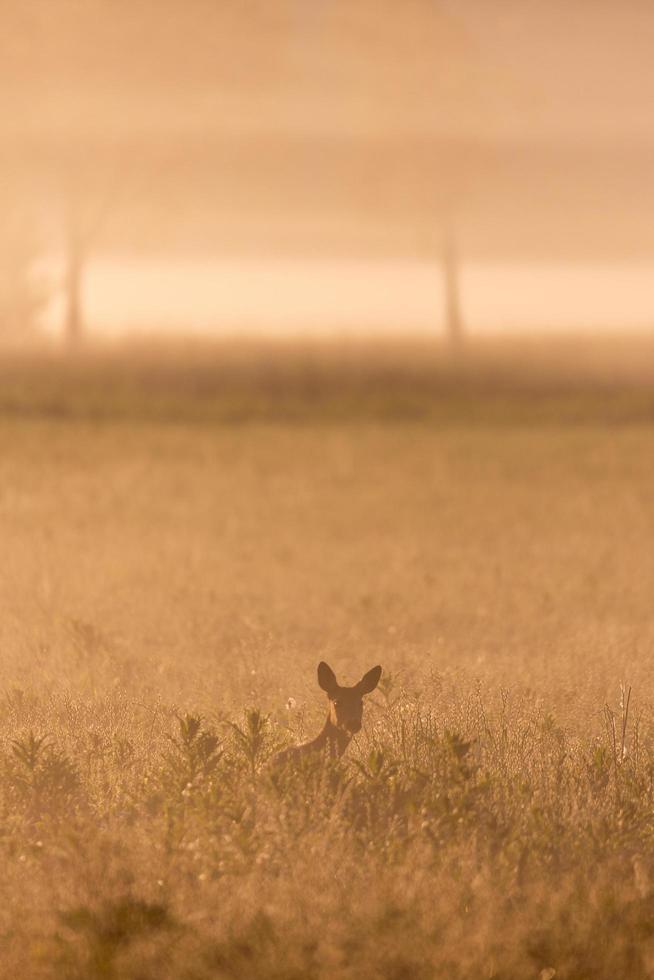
[2,337,654,977]
[3,678,654,978]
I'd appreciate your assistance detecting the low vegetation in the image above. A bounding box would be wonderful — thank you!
[2,338,654,978]
[3,678,654,979]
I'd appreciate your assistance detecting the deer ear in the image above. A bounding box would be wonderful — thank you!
[357,665,382,695]
[317,661,338,694]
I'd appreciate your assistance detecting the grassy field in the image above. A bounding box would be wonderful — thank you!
[3,337,654,978]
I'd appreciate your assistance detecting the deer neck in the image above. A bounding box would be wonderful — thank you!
[311,715,352,758]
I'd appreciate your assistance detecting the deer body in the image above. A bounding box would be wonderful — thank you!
[273,661,382,766]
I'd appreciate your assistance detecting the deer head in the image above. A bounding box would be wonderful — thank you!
[317,661,382,736]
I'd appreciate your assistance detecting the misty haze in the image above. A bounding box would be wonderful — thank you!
[4,0,654,342]
[38,257,654,338]
[3,4,654,980]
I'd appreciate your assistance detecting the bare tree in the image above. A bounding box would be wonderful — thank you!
[0,205,48,342]
[441,218,464,351]
[54,139,144,345]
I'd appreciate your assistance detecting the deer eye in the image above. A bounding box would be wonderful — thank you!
[332,699,340,707]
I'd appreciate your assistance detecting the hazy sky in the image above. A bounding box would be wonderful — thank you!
[4,1,654,336]
[4,0,654,142]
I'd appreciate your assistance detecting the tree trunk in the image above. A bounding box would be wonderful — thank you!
[65,241,83,346]
[442,224,464,350]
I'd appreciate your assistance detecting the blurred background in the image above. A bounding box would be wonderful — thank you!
[2,0,654,346]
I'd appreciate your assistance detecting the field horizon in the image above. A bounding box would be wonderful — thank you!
[3,331,654,424]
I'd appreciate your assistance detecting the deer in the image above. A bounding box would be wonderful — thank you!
[272,661,382,767]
